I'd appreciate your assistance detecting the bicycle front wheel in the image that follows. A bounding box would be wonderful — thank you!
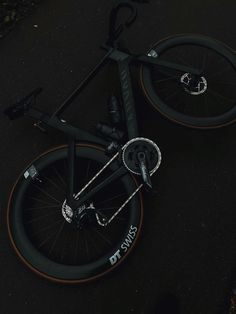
[7,143,143,283]
[140,34,236,128]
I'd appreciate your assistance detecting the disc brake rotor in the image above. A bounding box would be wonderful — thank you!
[180,73,207,95]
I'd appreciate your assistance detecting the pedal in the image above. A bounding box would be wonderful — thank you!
[137,151,152,190]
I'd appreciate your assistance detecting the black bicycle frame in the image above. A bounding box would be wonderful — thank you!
[1,0,206,223]
[23,43,201,210]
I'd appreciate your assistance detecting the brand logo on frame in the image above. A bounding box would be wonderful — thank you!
[120,68,134,124]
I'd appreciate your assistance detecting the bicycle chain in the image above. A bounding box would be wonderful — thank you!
[72,137,161,227]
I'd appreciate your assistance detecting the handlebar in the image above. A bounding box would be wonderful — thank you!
[107,0,149,47]
[107,1,138,46]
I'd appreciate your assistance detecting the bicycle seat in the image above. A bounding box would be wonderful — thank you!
[3,87,42,120]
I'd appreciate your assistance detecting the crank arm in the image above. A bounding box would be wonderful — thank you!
[137,151,152,190]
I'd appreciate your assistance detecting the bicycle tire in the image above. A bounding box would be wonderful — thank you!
[7,143,143,283]
[140,34,236,128]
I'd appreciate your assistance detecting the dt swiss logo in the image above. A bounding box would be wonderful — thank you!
[109,225,138,266]
[109,250,122,265]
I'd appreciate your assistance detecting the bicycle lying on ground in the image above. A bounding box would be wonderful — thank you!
[3,0,236,283]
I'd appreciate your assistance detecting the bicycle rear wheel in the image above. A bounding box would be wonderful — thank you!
[140,34,236,128]
[7,143,143,283]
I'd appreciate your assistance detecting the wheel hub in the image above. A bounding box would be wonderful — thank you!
[61,201,95,224]
[180,73,207,95]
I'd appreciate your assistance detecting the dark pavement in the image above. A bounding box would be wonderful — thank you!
[1,0,236,313]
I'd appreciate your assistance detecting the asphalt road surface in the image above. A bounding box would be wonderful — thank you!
[1,1,236,313]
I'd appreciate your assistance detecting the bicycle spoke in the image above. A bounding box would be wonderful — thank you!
[29,197,57,206]
[210,80,236,87]
[41,175,66,194]
[27,210,59,223]
[33,184,62,204]
[74,230,80,263]
[155,86,171,93]
[93,228,112,246]
[38,232,58,249]
[31,218,63,237]
[83,232,90,261]
[208,64,233,79]
[48,221,66,256]
[208,88,235,103]
[165,89,180,100]
[203,93,209,115]
[26,204,60,211]
[53,166,67,187]
[173,53,194,68]
[86,229,102,255]
[60,228,69,263]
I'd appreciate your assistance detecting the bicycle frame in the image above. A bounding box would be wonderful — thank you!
[23,43,200,210]
[3,0,201,214]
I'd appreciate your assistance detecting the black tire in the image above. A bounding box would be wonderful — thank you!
[140,34,236,128]
[7,143,143,283]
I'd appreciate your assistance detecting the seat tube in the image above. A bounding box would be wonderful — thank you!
[67,137,76,205]
[118,59,139,139]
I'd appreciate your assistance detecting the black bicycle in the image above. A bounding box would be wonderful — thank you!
[3,0,236,283]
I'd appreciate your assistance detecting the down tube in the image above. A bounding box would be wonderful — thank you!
[118,59,139,139]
